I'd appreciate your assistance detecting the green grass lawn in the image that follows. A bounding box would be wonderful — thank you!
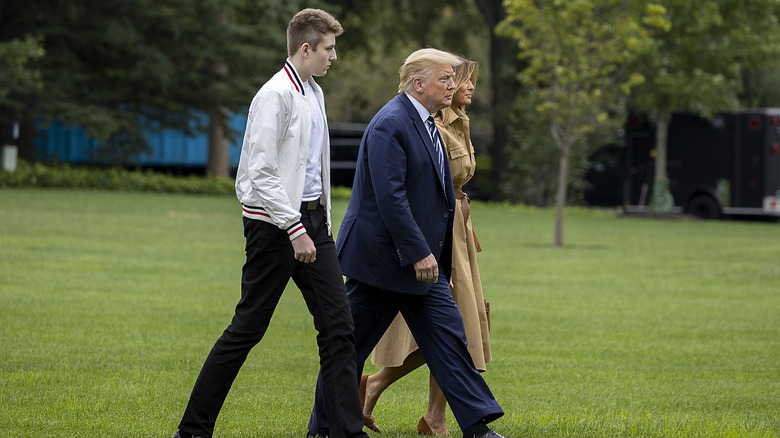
[1,188,778,438]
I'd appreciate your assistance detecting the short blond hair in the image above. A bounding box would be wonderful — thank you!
[398,48,462,94]
[287,9,343,57]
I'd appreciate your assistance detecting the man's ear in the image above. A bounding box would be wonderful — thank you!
[300,42,311,59]
[413,77,424,93]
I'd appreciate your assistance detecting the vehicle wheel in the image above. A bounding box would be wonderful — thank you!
[686,194,721,219]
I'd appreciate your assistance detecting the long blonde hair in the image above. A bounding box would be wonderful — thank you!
[452,58,478,109]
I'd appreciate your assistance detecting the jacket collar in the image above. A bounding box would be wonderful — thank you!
[283,59,306,96]
[437,106,468,125]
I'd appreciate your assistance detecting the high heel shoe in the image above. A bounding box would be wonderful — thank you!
[359,375,382,433]
[417,417,434,435]
[417,417,449,436]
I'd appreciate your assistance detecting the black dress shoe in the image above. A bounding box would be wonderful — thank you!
[476,431,506,438]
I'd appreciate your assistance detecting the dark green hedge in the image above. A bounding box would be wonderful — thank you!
[1,161,352,200]
[0,161,235,195]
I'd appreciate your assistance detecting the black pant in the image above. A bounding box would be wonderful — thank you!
[178,206,366,438]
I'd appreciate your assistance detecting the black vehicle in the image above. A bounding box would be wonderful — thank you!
[624,109,780,219]
[583,143,625,207]
[328,122,365,187]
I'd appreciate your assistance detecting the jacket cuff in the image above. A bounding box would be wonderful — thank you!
[285,220,307,241]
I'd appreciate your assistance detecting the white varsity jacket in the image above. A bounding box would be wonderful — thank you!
[235,60,332,240]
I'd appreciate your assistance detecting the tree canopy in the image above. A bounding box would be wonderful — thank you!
[0,35,44,122]
[2,0,779,203]
[499,0,667,245]
[628,0,780,212]
[0,0,326,163]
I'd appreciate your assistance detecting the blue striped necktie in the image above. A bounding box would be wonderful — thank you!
[426,116,445,184]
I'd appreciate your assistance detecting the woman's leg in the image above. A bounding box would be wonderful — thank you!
[421,374,450,436]
[363,349,426,417]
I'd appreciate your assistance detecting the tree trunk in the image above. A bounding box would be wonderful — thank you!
[16,117,36,163]
[648,110,674,212]
[206,10,230,179]
[474,0,522,201]
[553,141,571,247]
[206,106,229,179]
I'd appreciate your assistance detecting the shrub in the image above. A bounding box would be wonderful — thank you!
[0,160,353,200]
[0,160,235,195]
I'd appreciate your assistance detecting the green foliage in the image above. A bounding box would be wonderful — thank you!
[1,0,332,161]
[498,0,667,244]
[502,92,565,206]
[499,0,664,148]
[331,185,353,202]
[628,0,780,211]
[1,190,779,437]
[648,176,675,213]
[501,88,626,208]
[319,45,408,124]
[333,0,483,57]
[0,161,235,195]
[322,0,490,124]
[0,35,44,119]
[741,58,780,107]
[0,160,354,201]
[631,0,780,117]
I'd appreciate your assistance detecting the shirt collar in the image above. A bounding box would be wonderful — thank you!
[404,92,434,124]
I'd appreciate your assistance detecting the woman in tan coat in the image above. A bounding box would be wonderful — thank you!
[360,58,491,436]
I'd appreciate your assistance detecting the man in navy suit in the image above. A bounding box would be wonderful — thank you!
[308,48,504,438]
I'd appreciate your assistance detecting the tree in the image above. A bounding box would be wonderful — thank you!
[498,0,667,246]
[0,35,44,123]
[323,0,529,201]
[473,0,524,201]
[3,0,195,162]
[741,57,780,108]
[322,0,487,124]
[3,0,510,181]
[171,0,333,178]
[0,0,317,174]
[630,0,780,213]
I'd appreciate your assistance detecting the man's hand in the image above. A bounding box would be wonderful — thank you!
[292,233,316,263]
[414,254,439,283]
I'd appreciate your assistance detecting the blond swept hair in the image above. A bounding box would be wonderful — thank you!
[287,9,343,57]
[398,48,462,94]
[453,59,479,93]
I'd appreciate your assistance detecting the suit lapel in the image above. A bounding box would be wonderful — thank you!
[398,94,448,195]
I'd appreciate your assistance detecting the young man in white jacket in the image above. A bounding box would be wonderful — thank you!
[174,9,368,438]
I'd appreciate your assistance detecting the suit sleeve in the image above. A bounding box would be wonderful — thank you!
[367,116,432,266]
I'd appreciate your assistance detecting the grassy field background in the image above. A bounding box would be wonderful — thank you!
[1,188,778,437]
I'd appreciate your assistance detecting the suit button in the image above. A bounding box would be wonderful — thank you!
[438,241,443,247]
[443,212,448,218]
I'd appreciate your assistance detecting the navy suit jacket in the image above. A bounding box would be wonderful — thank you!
[336,93,456,295]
